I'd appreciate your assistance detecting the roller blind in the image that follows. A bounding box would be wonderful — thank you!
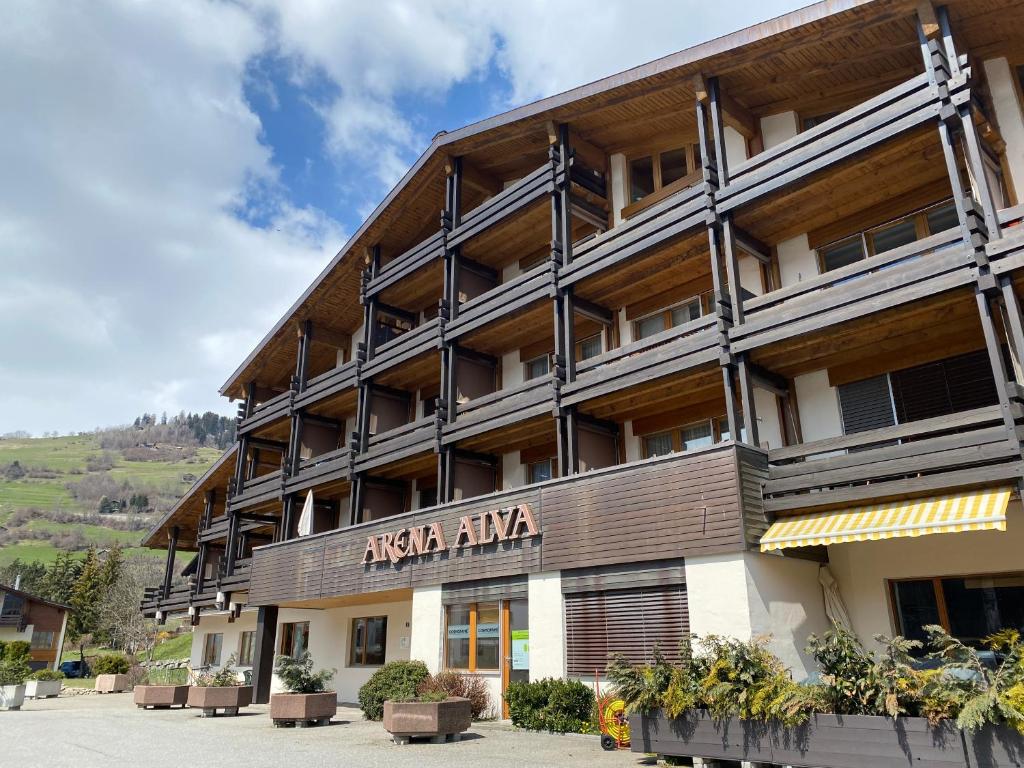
[837,374,895,434]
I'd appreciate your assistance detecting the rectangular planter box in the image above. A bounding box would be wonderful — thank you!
[187,685,253,716]
[25,679,62,699]
[629,709,773,763]
[0,684,26,711]
[383,698,472,740]
[134,684,189,709]
[771,713,966,768]
[270,691,337,726]
[963,723,1024,768]
[95,674,130,693]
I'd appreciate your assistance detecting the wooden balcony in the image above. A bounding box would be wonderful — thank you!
[365,231,445,299]
[293,360,358,411]
[444,263,553,342]
[716,70,949,216]
[764,405,1023,516]
[361,316,441,380]
[238,389,293,436]
[446,162,553,250]
[285,447,352,495]
[561,314,719,408]
[354,415,437,474]
[247,442,768,606]
[230,469,284,512]
[560,181,706,289]
[441,376,554,446]
[729,226,974,355]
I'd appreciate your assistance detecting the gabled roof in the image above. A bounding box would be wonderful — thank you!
[0,584,71,613]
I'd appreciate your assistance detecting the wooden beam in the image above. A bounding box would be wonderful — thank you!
[692,73,756,139]
[303,323,351,351]
[733,227,772,265]
[917,1,941,41]
[446,154,501,197]
[573,297,614,326]
[569,132,607,174]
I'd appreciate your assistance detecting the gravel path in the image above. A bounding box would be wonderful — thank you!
[0,693,645,768]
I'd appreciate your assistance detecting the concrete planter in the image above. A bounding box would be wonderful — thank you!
[963,723,1024,768]
[269,691,337,727]
[134,684,189,709]
[631,711,966,768]
[25,679,62,699]
[95,674,130,693]
[383,698,472,744]
[187,685,253,717]
[0,684,26,711]
[629,709,772,763]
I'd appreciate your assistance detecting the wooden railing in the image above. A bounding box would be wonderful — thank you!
[764,405,1023,514]
[442,375,554,445]
[561,314,719,407]
[362,316,441,379]
[366,231,445,298]
[238,389,293,435]
[294,360,358,410]
[444,263,552,341]
[355,414,437,473]
[230,469,284,511]
[286,447,351,494]
[447,163,553,250]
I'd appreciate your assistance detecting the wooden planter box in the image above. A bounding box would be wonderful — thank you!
[628,709,772,763]
[631,711,966,768]
[0,684,25,711]
[25,679,62,699]
[95,674,130,693]
[270,691,337,727]
[963,724,1024,768]
[187,685,253,717]
[134,684,189,709]
[383,697,472,744]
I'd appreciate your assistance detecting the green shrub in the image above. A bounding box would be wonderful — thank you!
[4,641,31,665]
[194,654,241,687]
[0,660,30,686]
[417,670,492,719]
[505,678,594,733]
[28,669,64,681]
[274,652,334,695]
[142,668,187,686]
[357,660,429,720]
[92,654,131,676]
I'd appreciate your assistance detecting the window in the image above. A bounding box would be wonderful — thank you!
[202,632,223,667]
[635,313,666,340]
[528,459,553,484]
[627,145,701,204]
[279,621,309,659]
[576,334,603,362]
[634,296,707,341]
[643,432,673,458]
[445,603,500,671]
[238,631,255,666]
[524,355,550,381]
[819,200,959,273]
[643,414,741,457]
[681,421,713,451]
[30,630,54,650]
[349,616,388,666]
[717,416,747,444]
[891,574,1024,649]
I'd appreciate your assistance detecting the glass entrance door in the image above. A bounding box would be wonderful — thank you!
[501,599,528,718]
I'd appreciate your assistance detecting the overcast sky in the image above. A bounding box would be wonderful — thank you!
[0,0,808,436]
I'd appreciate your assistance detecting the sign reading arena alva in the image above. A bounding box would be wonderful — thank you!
[362,504,539,565]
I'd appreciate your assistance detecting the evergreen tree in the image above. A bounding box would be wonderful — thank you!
[68,549,104,658]
[100,544,123,591]
[42,551,82,605]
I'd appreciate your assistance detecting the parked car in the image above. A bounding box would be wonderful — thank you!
[58,660,90,679]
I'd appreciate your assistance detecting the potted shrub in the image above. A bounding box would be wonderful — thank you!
[187,654,252,716]
[134,667,189,709]
[0,657,30,711]
[358,660,429,721]
[93,653,132,693]
[383,692,472,744]
[270,652,336,727]
[25,669,64,699]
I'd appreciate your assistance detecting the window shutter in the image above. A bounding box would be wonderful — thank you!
[837,375,895,434]
[564,585,688,676]
[890,349,998,422]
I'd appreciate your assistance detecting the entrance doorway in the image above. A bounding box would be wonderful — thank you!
[501,598,528,717]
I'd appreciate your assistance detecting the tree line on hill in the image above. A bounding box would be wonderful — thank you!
[113,411,236,450]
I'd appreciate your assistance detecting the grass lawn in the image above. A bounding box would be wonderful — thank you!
[0,542,164,567]
[151,632,192,661]
[61,677,97,689]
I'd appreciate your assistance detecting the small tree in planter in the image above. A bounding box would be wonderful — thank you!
[358,660,429,721]
[0,657,31,711]
[25,669,64,699]
[186,654,252,716]
[270,652,336,727]
[93,653,132,693]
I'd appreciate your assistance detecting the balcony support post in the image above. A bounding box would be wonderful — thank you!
[251,605,279,705]
[999,276,1024,387]
[161,525,179,601]
[225,507,240,577]
[437,156,463,503]
[975,287,1020,443]
[195,490,214,594]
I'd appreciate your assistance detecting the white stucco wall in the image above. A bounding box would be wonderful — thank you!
[984,57,1024,198]
[501,350,524,389]
[723,126,748,170]
[828,501,1024,650]
[623,420,641,462]
[685,552,830,680]
[0,624,33,645]
[793,370,843,442]
[753,387,783,450]
[502,451,525,489]
[738,253,763,296]
[760,111,800,150]
[189,610,257,672]
[410,585,443,673]
[527,572,565,681]
[609,153,628,226]
[777,234,818,288]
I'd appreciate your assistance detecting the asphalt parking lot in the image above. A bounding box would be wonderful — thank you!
[0,693,644,768]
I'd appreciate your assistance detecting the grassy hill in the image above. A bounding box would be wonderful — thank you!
[0,433,222,566]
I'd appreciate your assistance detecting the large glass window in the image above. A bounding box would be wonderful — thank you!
[202,632,223,667]
[238,631,255,666]
[349,616,388,666]
[642,415,739,458]
[681,421,714,451]
[30,630,54,650]
[577,334,603,362]
[643,432,673,458]
[627,145,700,206]
[279,621,309,659]
[524,355,550,381]
[445,603,499,671]
[635,296,706,341]
[528,459,553,484]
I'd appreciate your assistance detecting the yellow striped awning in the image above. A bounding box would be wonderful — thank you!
[760,487,1013,552]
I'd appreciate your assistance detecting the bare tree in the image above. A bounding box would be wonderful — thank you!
[98,555,164,656]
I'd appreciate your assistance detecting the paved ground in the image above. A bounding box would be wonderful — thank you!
[0,693,645,768]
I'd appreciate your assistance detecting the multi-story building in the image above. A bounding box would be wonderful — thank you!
[1,584,69,671]
[141,0,1024,712]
